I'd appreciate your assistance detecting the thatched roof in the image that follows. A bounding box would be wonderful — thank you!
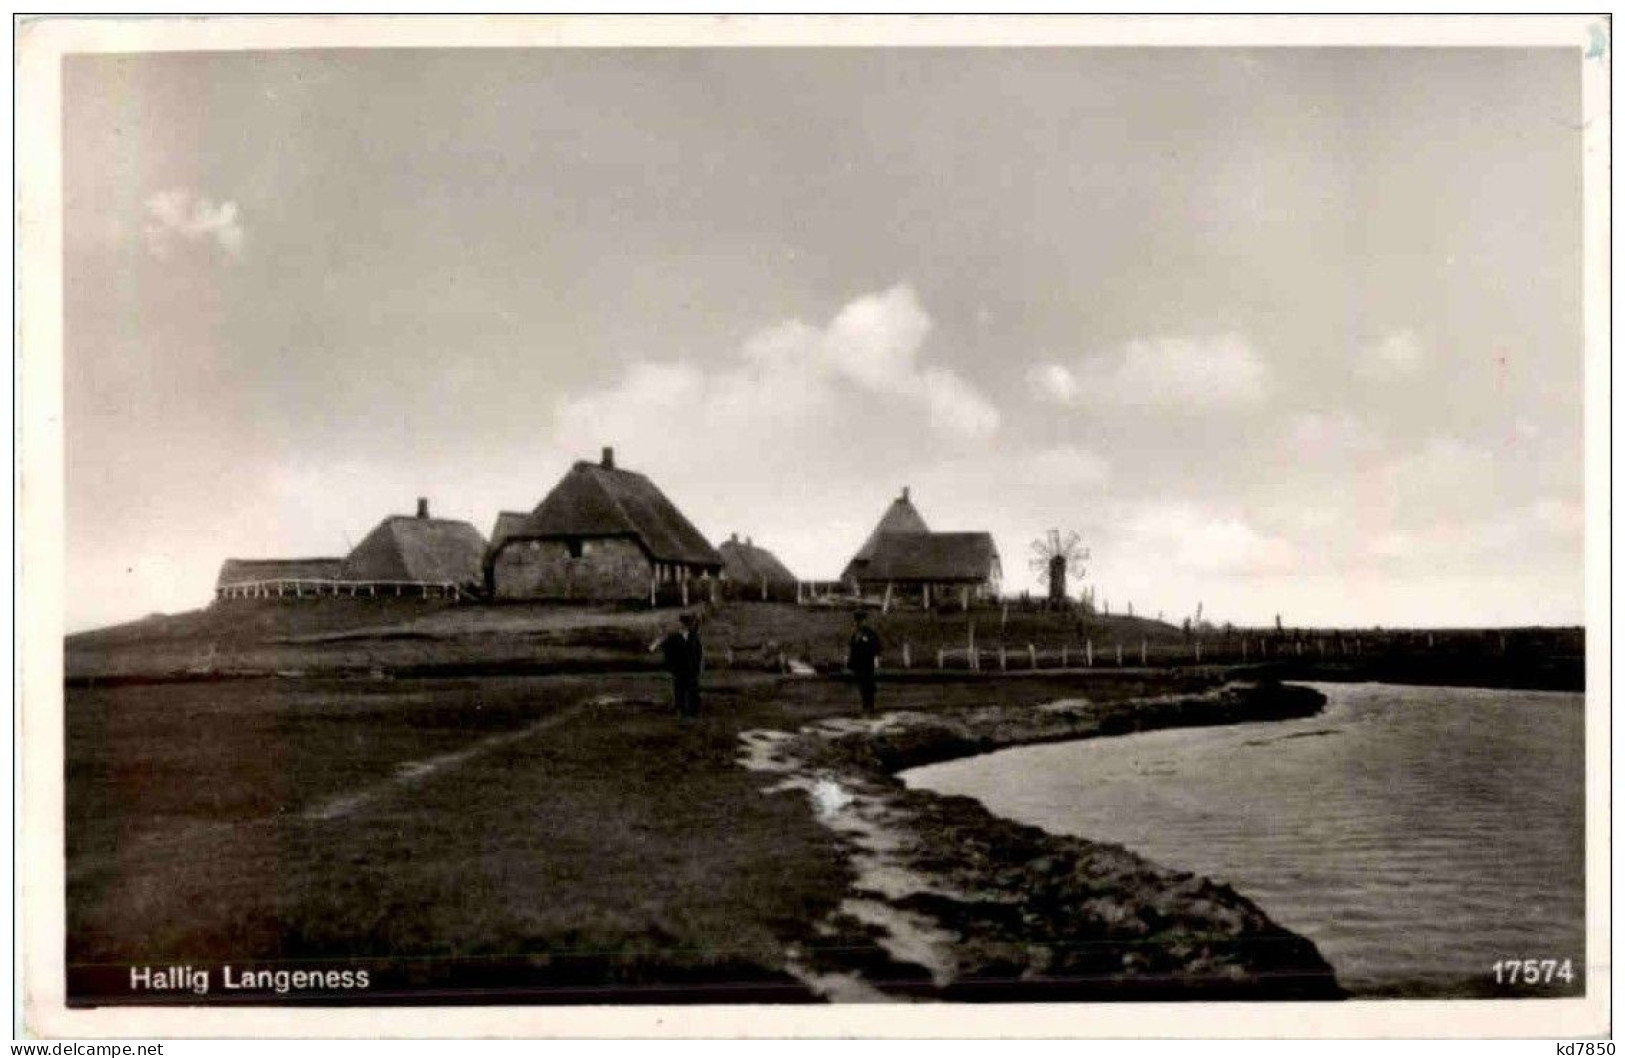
[521,457,723,568]
[340,515,487,585]
[490,511,530,550]
[843,487,930,581]
[862,531,1001,584]
[216,557,342,588]
[718,534,798,586]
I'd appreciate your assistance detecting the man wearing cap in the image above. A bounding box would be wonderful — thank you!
[651,613,705,718]
[847,609,883,715]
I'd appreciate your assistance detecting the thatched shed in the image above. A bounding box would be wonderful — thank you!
[339,499,487,588]
[861,530,1003,610]
[841,486,930,587]
[718,533,798,601]
[489,511,530,551]
[842,487,1002,609]
[215,557,343,599]
[488,448,723,603]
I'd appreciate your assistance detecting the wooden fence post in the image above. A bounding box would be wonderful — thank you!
[1242,638,1248,661]
[903,642,911,669]
[1086,639,1094,667]
[1028,643,1037,669]
[938,648,945,669]
[999,645,1007,671]
[1195,641,1202,664]
[1116,642,1123,666]
[969,621,978,671]
[1140,638,1148,666]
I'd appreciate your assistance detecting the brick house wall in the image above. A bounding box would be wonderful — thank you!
[492,537,653,600]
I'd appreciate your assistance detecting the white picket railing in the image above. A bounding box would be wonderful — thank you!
[215,579,466,601]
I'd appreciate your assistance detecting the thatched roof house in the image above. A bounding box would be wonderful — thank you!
[841,486,930,586]
[215,557,342,595]
[718,533,797,599]
[339,499,487,587]
[489,511,530,551]
[865,532,1000,586]
[488,448,723,602]
[843,488,1002,608]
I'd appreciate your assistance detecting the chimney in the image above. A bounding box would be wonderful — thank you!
[601,446,615,470]
[746,536,753,547]
[730,532,739,544]
[416,497,429,519]
[901,486,910,502]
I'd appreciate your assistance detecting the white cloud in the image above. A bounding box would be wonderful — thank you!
[1287,411,1379,458]
[1358,329,1426,379]
[1035,334,1270,410]
[142,188,245,259]
[914,445,1110,506]
[1374,437,1499,521]
[1026,362,1079,404]
[818,283,933,392]
[555,282,997,455]
[1365,498,1584,568]
[919,366,1000,439]
[1126,503,1298,576]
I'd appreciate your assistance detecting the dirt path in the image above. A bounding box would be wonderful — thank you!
[302,697,615,821]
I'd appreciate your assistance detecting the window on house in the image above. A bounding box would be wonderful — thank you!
[566,540,583,559]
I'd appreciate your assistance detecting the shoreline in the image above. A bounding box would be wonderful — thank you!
[740,679,1347,1001]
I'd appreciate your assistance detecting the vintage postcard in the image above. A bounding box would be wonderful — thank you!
[16,14,1611,1039]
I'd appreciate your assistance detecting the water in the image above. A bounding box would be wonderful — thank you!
[902,683,1586,997]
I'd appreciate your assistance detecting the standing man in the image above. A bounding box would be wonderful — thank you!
[847,608,882,715]
[651,613,704,717]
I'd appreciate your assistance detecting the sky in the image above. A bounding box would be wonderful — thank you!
[61,46,1586,632]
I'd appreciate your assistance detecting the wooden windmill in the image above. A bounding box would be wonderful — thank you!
[1029,530,1090,609]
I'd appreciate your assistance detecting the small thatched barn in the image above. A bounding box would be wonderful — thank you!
[215,557,343,599]
[860,531,1002,609]
[489,511,530,552]
[841,486,930,587]
[488,448,724,603]
[340,499,487,589]
[842,487,1001,608]
[718,533,798,601]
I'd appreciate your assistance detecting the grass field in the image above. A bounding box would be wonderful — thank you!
[62,598,1581,1003]
[68,599,1582,691]
[67,666,1195,1004]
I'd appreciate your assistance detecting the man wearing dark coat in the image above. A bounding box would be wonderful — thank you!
[847,609,882,714]
[652,613,704,717]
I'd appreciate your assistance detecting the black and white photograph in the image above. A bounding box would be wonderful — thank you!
[17,13,1610,1039]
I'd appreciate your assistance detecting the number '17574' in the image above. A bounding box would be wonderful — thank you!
[1493,958,1574,985]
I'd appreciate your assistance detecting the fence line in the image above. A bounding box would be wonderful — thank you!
[215,578,466,601]
[709,629,1521,674]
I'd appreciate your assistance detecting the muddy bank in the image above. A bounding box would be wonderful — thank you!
[741,680,1345,1001]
